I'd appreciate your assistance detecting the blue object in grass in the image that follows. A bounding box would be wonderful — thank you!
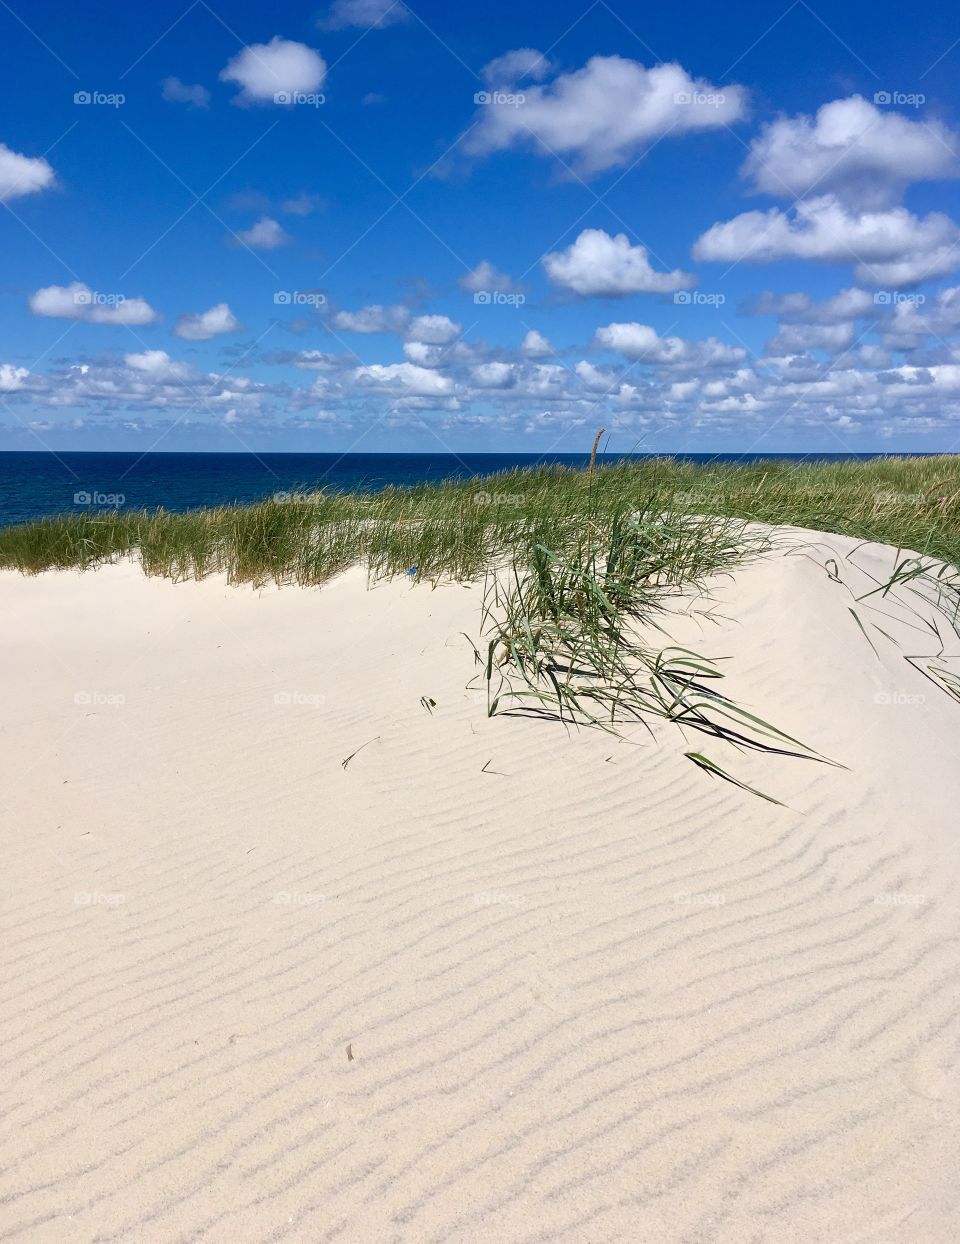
[407,565,419,576]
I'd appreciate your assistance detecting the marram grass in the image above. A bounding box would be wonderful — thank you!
[2,453,958,801]
[1,454,958,583]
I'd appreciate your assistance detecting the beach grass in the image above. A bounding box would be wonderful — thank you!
[0,453,958,583]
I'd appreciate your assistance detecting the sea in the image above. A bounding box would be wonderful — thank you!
[0,450,938,527]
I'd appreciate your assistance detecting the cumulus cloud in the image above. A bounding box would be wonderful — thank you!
[330,305,460,343]
[407,314,460,344]
[694,194,960,285]
[521,329,554,357]
[470,361,515,388]
[481,48,553,88]
[458,260,518,294]
[320,0,409,30]
[285,349,342,370]
[28,282,160,326]
[0,142,56,201]
[161,77,210,107]
[765,322,858,356]
[0,363,29,391]
[877,284,960,349]
[124,349,193,380]
[331,304,410,334]
[220,37,326,105]
[465,56,747,174]
[174,302,241,341]
[354,361,454,397]
[743,96,960,206]
[750,286,877,324]
[233,217,291,250]
[0,353,284,422]
[543,228,695,296]
[15,312,960,442]
[594,322,747,369]
[696,96,960,286]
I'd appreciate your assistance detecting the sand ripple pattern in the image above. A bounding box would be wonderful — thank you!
[1,535,959,1242]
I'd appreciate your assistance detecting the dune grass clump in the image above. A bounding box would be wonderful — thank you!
[474,505,829,803]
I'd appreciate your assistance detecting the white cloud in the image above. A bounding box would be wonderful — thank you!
[0,142,55,201]
[470,361,515,388]
[124,350,192,380]
[0,363,29,391]
[543,228,695,296]
[402,341,439,366]
[521,329,554,357]
[280,192,322,215]
[466,56,747,174]
[174,302,242,341]
[766,322,857,356]
[320,0,409,30]
[594,322,747,368]
[574,360,621,393]
[354,362,454,396]
[751,286,877,324]
[481,48,553,88]
[29,282,160,326]
[407,314,460,344]
[289,349,342,370]
[743,96,960,206]
[220,37,326,105]
[696,96,960,287]
[877,283,960,348]
[234,217,291,250]
[161,77,210,107]
[18,311,960,441]
[458,260,518,294]
[693,194,960,285]
[331,304,410,334]
[330,305,459,343]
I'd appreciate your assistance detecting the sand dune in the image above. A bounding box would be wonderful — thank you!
[1,528,959,1242]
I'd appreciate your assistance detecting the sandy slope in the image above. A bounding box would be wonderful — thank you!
[1,527,959,1243]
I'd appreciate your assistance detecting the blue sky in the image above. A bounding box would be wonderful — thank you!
[3,0,960,455]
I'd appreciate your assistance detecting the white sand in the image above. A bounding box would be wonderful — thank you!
[1,528,959,1242]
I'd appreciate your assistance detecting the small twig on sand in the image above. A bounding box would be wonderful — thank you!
[341,736,381,770]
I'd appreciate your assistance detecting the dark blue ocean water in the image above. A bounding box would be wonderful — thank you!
[0,450,938,526]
